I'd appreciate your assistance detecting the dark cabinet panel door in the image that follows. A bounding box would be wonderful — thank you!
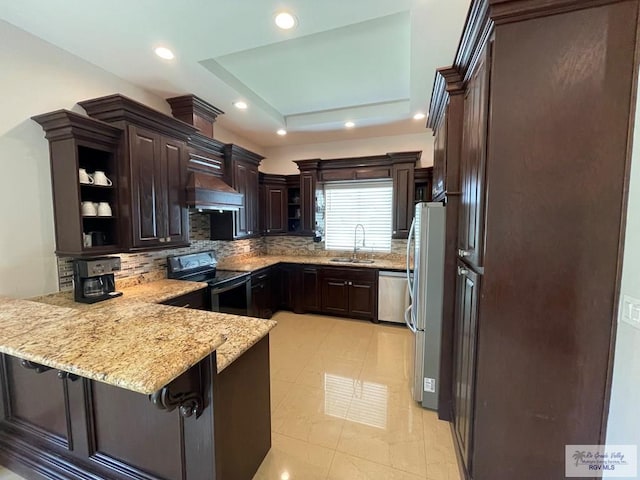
[458,46,491,268]
[161,137,188,245]
[392,163,415,239]
[233,162,249,238]
[452,261,480,473]
[278,264,294,310]
[129,125,162,248]
[432,113,447,199]
[266,186,286,234]
[300,172,316,235]
[251,269,273,319]
[321,276,349,315]
[247,167,259,236]
[349,281,376,319]
[301,267,321,312]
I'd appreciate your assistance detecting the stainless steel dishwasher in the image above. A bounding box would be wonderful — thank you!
[378,270,410,324]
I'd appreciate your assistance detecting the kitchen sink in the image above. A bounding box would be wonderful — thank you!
[329,258,376,264]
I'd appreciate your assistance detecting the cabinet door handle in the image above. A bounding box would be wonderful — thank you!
[267,229,271,233]
[458,249,472,257]
[457,266,468,276]
[393,230,397,234]
[166,237,171,242]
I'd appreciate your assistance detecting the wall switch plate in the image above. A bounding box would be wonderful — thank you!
[424,378,436,393]
[621,295,640,330]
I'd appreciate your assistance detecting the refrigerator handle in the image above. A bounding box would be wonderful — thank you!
[404,305,417,333]
[406,216,416,301]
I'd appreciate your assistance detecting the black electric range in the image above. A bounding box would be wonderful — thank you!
[167,251,251,314]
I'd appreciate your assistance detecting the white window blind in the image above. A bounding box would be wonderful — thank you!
[324,180,393,252]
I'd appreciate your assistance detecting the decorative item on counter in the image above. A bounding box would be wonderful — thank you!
[78,168,94,185]
[93,170,112,186]
[81,201,97,216]
[97,202,112,217]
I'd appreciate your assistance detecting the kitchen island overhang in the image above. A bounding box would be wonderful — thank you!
[0,294,276,480]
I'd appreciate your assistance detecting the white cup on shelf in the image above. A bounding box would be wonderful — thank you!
[79,168,94,185]
[81,201,97,216]
[93,171,112,186]
[97,202,112,217]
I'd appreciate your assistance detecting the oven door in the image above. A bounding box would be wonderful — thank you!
[210,276,251,316]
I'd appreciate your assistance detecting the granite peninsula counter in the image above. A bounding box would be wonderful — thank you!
[0,281,277,480]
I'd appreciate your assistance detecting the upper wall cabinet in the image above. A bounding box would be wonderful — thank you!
[210,144,263,240]
[32,110,123,257]
[79,94,198,251]
[390,152,420,239]
[259,174,287,235]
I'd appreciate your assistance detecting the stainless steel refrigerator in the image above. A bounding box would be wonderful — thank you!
[405,202,446,409]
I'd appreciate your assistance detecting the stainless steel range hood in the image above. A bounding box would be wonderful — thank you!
[185,172,243,211]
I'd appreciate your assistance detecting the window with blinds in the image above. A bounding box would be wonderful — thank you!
[324,180,393,252]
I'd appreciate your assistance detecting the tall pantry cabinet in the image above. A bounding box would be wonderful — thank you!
[429,1,640,479]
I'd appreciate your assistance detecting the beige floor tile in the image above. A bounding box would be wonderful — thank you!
[423,411,458,465]
[296,352,364,390]
[253,433,335,480]
[272,383,349,449]
[327,452,425,480]
[0,467,25,480]
[271,379,295,413]
[337,400,427,476]
[427,461,462,480]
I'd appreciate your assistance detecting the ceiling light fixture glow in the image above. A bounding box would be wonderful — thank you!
[345,121,355,128]
[275,12,296,30]
[277,129,287,136]
[413,112,426,120]
[234,101,248,110]
[154,47,175,60]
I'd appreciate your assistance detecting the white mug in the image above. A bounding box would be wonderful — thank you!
[79,168,94,185]
[81,201,97,216]
[97,202,112,217]
[83,233,92,247]
[93,171,112,186]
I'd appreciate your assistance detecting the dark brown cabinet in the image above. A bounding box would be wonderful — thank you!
[251,267,273,319]
[457,45,490,270]
[301,266,321,312]
[389,153,421,239]
[429,1,640,479]
[414,167,433,203]
[278,263,296,311]
[213,145,263,240]
[452,261,480,471]
[320,267,377,321]
[79,94,197,252]
[128,125,189,249]
[160,288,209,310]
[260,174,287,235]
[32,110,123,256]
[293,160,319,237]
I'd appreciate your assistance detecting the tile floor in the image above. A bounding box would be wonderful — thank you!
[0,311,460,480]
[254,311,460,480]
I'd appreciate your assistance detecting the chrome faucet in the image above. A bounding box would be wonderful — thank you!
[353,224,366,260]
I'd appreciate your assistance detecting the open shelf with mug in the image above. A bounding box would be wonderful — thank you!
[32,110,123,256]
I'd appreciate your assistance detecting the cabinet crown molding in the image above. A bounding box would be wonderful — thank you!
[32,110,123,144]
[79,94,198,139]
[224,144,264,165]
[166,94,224,122]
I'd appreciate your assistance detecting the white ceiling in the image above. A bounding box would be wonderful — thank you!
[0,0,470,147]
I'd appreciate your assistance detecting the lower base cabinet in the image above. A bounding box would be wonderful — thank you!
[301,266,321,312]
[320,267,377,321]
[251,268,273,319]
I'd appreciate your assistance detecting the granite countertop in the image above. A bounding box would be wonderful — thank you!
[217,254,407,273]
[5,279,277,394]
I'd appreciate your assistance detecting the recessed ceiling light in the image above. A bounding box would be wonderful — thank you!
[413,112,426,120]
[277,129,287,136]
[234,101,248,110]
[345,121,355,128]
[154,47,174,60]
[275,12,297,30]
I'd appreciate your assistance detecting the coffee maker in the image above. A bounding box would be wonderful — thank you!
[73,256,123,304]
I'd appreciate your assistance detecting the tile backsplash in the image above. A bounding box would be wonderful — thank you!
[57,211,408,290]
[57,213,264,291]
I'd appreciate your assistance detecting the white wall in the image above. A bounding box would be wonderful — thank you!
[260,132,434,174]
[0,21,178,298]
[605,72,640,477]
